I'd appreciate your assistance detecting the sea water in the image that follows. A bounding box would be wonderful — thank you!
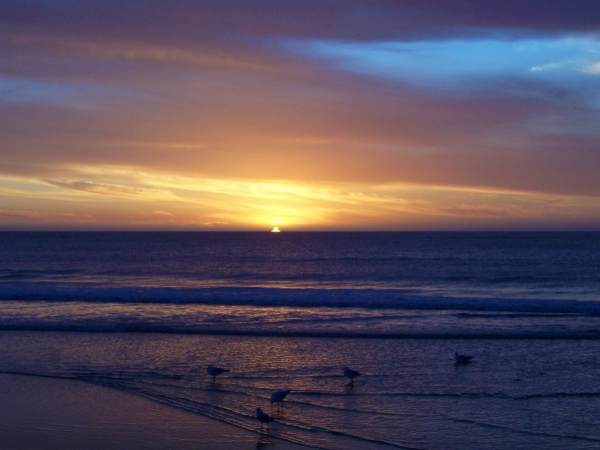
[1,232,600,448]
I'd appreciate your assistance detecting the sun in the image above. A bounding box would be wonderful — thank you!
[271,227,281,233]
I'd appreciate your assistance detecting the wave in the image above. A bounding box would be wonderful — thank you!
[0,371,415,450]
[5,369,600,448]
[3,321,600,339]
[1,285,600,314]
[448,417,600,443]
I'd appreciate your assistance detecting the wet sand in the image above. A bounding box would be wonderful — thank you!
[0,374,306,450]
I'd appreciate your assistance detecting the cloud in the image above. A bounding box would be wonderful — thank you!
[582,62,600,74]
[2,0,600,45]
[1,1,600,229]
[1,32,277,72]
[0,208,97,222]
[437,203,541,218]
[44,179,146,196]
[203,222,230,227]
[42,179,178,200]
[530,62,565,72]
[285,36,600,93]
[0,76,124,107]
[1,79,599,197]
[2,169,600,230]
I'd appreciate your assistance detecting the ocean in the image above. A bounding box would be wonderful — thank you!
[1,232,600,448]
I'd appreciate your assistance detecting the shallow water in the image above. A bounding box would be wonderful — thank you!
[2,331,600,449]
[0,373,274,450]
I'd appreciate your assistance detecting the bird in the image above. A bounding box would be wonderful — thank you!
[207,364,230,382]
[343,367,361,384]
[255,408,275,429]
[269,389,291,410]
[454,351,474,363]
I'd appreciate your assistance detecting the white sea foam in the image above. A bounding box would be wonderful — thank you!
[1,285,600,314]
[1,293,600,338]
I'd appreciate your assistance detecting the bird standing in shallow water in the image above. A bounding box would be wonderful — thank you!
[343,367,361,384]
[207,364,230,382]
[269,389,291,410]
[454,352,474,363]
[255,408,275,429]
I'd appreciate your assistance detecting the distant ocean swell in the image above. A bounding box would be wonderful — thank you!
[1,285,600,314]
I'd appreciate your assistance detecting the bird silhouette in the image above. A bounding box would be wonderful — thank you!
[343,367,361,384]
[269,388,291,410]
[255,408,275,429]
[207,364,230,382]
[454,352,474,363]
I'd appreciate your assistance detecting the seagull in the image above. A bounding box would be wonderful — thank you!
[455,352,474,363]
[343,367,361,384]
[207,364,230,382]
[255,408,275,429]
[269,389,291,409]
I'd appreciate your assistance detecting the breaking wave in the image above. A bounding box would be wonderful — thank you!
[1,285,600,314]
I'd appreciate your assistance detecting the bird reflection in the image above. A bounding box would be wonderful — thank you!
[206,381,227,392]
[343,382,356,394]
[256,432,270,449]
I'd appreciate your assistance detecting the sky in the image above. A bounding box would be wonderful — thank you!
[1,0,600,231]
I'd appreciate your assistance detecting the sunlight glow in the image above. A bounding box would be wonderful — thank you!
[1,165,600,230]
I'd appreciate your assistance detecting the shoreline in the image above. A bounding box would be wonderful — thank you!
[0,373,308,450]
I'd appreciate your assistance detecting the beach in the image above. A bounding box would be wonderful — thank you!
[2,330,600,449]
[0,372,307,450]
